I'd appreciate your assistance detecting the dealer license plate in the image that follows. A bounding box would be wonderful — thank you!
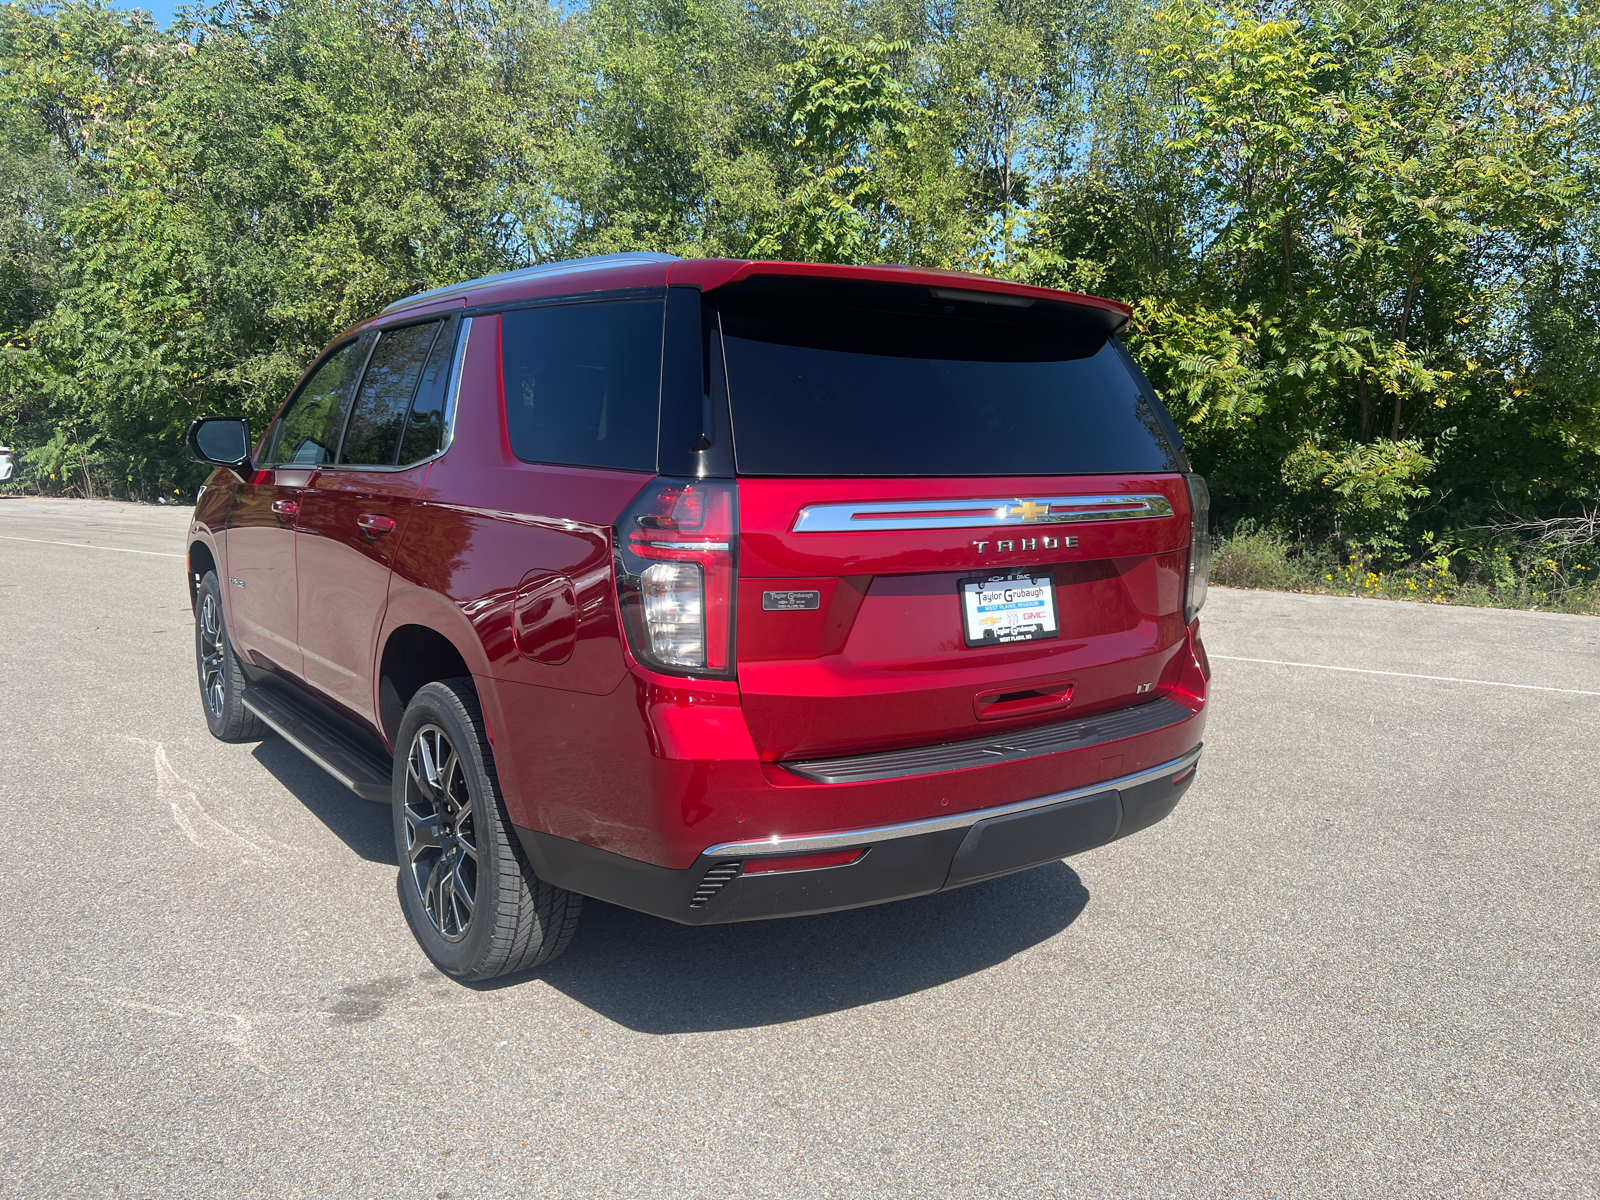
[959,573,1059,647]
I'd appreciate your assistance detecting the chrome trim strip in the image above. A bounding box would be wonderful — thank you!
[242,695,364,797]
[703,744,1202,858]
[791,494,1176,533]
[440,315,472,456]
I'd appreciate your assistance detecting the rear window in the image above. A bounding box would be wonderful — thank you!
[501,299,663,472]
[397,315,460,464]
[341,319,442,465]
[717,285,1180,477]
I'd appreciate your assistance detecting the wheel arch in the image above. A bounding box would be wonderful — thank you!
[188,538,218,609]
[376,605,493,747]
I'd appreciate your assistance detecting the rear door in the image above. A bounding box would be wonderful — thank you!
[296,316,460,726]
[713,278,1194,762]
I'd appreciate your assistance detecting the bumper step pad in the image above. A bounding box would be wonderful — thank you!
[784,697,1193,784]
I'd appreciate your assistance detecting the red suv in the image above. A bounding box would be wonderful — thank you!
[186,255,1212,981]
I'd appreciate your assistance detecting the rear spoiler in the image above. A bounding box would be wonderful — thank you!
[667,259,1132,336]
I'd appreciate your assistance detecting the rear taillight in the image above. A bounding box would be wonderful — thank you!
[615,477,737,677]
[1185,473,1211,622]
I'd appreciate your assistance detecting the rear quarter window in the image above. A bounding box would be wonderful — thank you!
[501,299,664,472]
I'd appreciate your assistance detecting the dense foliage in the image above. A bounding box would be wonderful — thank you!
[2,0,1597,576]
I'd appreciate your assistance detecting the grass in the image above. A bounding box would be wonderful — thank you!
[1210,525,1600,616]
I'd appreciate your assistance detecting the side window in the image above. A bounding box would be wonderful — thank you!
[341,320,441,465]
[396,315,460,466]
[257,419,281,464]
[268,336,372,466]
[501,299,663,471]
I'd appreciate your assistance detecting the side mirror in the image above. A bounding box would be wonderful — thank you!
[186,417,253,477]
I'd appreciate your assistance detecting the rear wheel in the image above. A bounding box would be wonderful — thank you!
[393,679,581,979]
[194,571,265,742]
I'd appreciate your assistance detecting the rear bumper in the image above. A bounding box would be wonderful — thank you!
[515,744,1200,925]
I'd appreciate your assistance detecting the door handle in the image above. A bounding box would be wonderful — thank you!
[974,680,1074,721]
[271,499,299,518]
[358,513,396,536]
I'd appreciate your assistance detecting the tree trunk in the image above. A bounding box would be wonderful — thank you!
[1282,211,1293,300]
[1001,151,1013,265]
[1358,374,1372,442]
[1398,270,1418,343]
[1393,268,1419,439]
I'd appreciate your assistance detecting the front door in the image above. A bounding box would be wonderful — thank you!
[225,468,309,675]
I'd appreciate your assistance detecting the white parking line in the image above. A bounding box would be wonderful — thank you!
[1211,654,1600,697]
[0,533,183,559]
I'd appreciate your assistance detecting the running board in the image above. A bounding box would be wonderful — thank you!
[242,685,393,803]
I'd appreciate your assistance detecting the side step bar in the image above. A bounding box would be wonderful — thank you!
[242,684,393,803]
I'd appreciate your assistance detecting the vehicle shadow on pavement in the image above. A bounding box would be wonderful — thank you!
[523,862,1088,1032]
[250,738,397,866]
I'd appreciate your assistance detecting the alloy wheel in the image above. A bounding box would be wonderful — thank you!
[198,592,226,717]
[403,724,479,942]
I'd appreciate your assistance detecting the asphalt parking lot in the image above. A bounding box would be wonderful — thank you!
[2,496,1597,1199]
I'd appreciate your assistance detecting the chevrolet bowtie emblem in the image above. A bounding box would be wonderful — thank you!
[1007,500,1052,522]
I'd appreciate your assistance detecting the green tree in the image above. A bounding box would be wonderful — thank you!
[756,35,923,262]
[1126,1,1583,547]
[0,0,1594,564]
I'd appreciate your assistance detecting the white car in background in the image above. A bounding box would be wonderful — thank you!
[0,445,13,483]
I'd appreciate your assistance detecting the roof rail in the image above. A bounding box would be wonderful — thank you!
[381,252,680,315]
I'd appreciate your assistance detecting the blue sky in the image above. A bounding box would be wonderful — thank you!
[118,0,181,29]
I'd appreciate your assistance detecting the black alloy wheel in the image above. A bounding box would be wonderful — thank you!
[198,590,227,720]
[193,570,266,742]
[392,679,582,979]
[403,724,480,942]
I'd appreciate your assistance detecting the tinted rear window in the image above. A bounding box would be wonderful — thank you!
[501,299,663,471]
[397,314,460,465]
[717,287,1179,476]
[341,320,441,465]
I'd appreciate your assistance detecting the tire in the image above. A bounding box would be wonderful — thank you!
[393,678,582,980]
[194,571,266,743]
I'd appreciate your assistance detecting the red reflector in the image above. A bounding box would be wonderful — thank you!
[741,848,867,876]
[1172,765,1197,785]
[639,483,706,531]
